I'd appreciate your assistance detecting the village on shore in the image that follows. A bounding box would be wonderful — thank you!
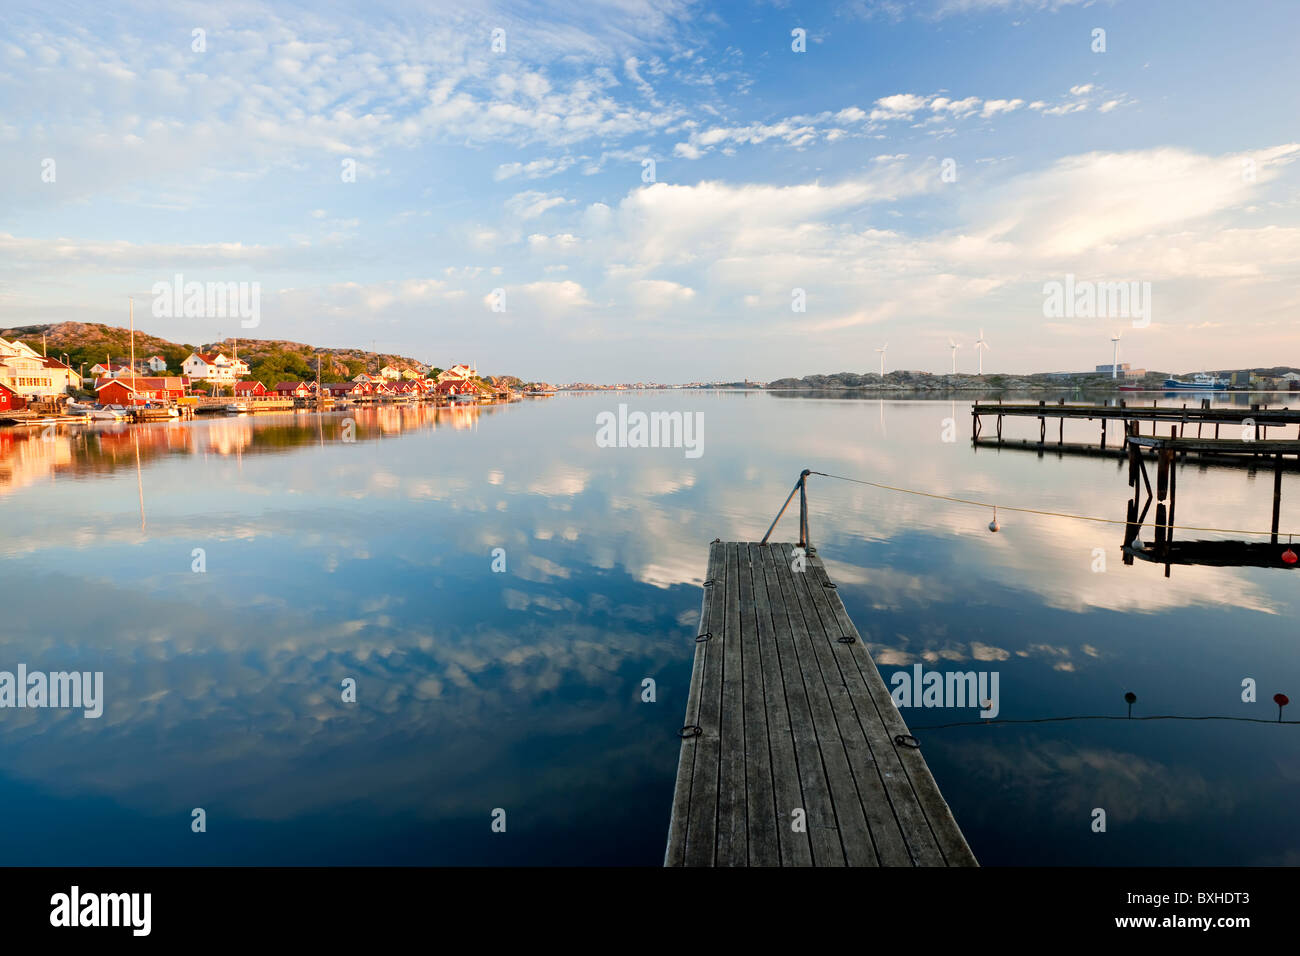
[0,332,558,426]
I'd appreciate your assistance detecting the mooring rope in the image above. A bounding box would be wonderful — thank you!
[908,714,1299,730]
[807,470,1298,539]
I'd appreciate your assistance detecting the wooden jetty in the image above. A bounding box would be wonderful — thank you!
[1121,423,1294,576]
[666,531,976,866]
[973,398,1300,465]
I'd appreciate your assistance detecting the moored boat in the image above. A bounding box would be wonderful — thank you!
[1163,373,1227,390]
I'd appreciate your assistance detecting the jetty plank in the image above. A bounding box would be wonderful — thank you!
[666,542,976,867]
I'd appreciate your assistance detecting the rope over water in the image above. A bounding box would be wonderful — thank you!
[807,470,1298,539]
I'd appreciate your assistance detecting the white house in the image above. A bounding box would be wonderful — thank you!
[436,363,477,383]
[0,337,79,398]
[181,351,248,385]
[380,365,402,381]
[146,355,169,373]
[89,361,134,378]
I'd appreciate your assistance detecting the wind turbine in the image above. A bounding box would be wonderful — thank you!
[974,329,990,375]
[948,337,962,374]
[875,343,888,378]
[1110,331,1122,379]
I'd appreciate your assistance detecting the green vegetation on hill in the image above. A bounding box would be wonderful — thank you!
[0,322,486,384]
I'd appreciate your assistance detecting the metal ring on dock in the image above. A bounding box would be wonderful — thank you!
[836,635,856,644]
[703,579,715,588]
[677,725,703,739]
[894,734,921,749]
[695,632,711,643]
[823,581,838,589]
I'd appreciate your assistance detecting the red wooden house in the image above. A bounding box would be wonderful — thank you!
[95,376,186,406]
[233,381,269,398]
[274,382,312,398]
[321,382,370,398]
[0,382,25,412]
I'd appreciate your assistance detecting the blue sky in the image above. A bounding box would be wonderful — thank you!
[2,0,1298,381]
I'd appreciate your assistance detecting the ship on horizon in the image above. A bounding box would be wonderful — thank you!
[1163,373,1228,390]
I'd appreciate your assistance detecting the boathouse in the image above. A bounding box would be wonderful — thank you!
[95,376,186,406]
[274,382,312,398]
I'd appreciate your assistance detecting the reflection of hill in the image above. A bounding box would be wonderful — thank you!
[0,405,501,490]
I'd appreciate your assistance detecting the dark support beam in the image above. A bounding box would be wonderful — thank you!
[1274,453,1284,545]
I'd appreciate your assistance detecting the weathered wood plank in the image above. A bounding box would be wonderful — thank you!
[777,543,879,867]
[798,553,945,866]
[739,544,779,866]
[682,541,726,866]
[715,542,748,866]
[807,552,978,866]
[751,544,813,866]
[762,543,844,866]
[792,550,922,865]
[663,539,719,865]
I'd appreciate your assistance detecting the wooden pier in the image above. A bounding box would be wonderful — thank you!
[665,539,976,867]
[972,398,1300,465]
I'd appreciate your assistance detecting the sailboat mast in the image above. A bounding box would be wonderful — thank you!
[129,296,136,392]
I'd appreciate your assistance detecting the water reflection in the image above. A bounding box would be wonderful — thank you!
[0,394,1296,864]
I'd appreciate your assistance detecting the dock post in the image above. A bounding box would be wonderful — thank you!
[798,470,809,549]
[1273,453,1283,544]
[1166,433,1177,577]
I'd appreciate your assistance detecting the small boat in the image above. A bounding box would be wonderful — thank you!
[450,392,478,405]
[1118,384,1145,392]
[226,402,250,414]
[1163,373,1227,391]
[91,405,131,421]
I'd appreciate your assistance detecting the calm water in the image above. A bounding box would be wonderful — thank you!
[1,393,1297,865]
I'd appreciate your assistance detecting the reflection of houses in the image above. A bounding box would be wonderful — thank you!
[202,419,254,456]
[95,375,187,405]
[0,428,75,495]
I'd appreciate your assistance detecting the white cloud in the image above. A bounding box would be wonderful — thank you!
[505,191,573,220]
